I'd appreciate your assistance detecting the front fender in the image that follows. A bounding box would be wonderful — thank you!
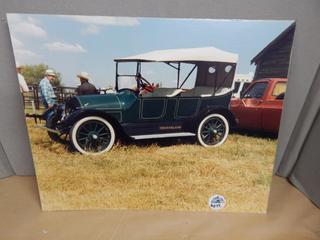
[59,109,122,135]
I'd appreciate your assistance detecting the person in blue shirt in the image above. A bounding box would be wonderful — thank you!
[39,69,57,109]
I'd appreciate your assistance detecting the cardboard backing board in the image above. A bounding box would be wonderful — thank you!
[0,176,319,239]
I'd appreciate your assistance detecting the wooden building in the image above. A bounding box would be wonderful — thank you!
[251,23,296,80]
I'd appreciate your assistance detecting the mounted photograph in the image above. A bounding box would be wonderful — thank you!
[7,13,295,213]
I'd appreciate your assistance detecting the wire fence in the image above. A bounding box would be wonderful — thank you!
[23,84,113,112]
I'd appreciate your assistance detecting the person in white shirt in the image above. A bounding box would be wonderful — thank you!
[16,62,29,93]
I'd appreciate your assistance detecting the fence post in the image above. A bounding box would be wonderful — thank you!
[35,85,40,110]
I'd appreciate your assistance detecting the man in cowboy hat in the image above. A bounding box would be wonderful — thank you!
[76,71,98,95]
[16,62,29,93]
[39,69,57,109]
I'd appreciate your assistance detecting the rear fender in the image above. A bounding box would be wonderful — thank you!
[201,107,237,127]
[185,106,237,132]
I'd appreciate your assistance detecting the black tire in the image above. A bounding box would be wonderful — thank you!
[70,116,116,155]
[197,113,229,147]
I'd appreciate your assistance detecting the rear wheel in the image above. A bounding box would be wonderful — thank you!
[70,116,116,154]
[197,113,229,147]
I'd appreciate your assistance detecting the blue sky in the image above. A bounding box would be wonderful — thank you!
[7,14,293,88]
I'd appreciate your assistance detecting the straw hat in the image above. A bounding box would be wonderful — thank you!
[77,71,90,80]
[16,61,23,69]
[45,69,56,77]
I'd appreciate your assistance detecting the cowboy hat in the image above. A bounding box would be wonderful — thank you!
[77,71,90,80]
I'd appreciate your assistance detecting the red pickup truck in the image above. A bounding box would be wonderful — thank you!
[230,78,287,133]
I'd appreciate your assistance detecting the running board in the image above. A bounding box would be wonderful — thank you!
[130,132,195,140]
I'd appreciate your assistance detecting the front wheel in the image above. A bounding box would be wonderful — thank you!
[197,113,229,147]
[70,116,116,154]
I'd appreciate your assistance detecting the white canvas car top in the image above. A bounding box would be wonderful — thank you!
[115,47,239,63]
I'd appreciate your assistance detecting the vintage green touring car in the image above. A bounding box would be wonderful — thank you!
[42,47,239,154]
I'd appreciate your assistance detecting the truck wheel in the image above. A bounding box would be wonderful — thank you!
[70,116,116,154]
[197,113,229,147]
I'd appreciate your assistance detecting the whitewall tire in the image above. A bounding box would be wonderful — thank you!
[70,116,116,155]
[197,113,229,147]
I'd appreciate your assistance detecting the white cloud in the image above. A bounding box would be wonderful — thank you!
[62,15,140,26]
[15,48,41,59]
[81,24,100,35]
[11,37,24,48]
[10,35,41,63]
[60,15,139,36]
[13,22,47,38]
[26,16,42,25]
[7,14,47,38]
[44,41,87,53]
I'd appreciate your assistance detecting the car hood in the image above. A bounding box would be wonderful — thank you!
[74,92,137,110]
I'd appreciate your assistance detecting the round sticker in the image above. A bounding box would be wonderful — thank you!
[208,194,226,210]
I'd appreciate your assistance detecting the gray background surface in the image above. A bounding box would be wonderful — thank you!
[286,65,320,207]
[0,0,319,204]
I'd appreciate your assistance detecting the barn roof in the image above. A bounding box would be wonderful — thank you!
[251,22,296,64]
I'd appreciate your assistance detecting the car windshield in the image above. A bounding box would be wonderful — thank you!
[243,82,268,99]
[140,63,197,89]
[117,76,137,90]
[116,62,198,90]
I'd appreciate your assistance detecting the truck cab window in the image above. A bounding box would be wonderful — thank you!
[272,82,287,98]
[243,82,268,99]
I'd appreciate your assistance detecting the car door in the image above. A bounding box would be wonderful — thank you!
[139,96,167,120]
[174,97,200,119]
[232,81,269,130]
[262,81,287,133]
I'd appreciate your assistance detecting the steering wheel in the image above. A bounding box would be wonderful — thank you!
[137,75,155,93]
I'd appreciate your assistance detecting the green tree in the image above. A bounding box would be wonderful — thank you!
[21,64,62,86]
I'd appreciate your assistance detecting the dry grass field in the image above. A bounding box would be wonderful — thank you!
[27,119,277,213]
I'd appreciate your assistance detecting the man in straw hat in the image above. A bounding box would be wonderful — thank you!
[76,71,98,95]
[16,62,29,93]
[39,69,57,109]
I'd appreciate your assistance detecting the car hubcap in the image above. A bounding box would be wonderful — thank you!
[76,120,111,152]
[200,117,226,145]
